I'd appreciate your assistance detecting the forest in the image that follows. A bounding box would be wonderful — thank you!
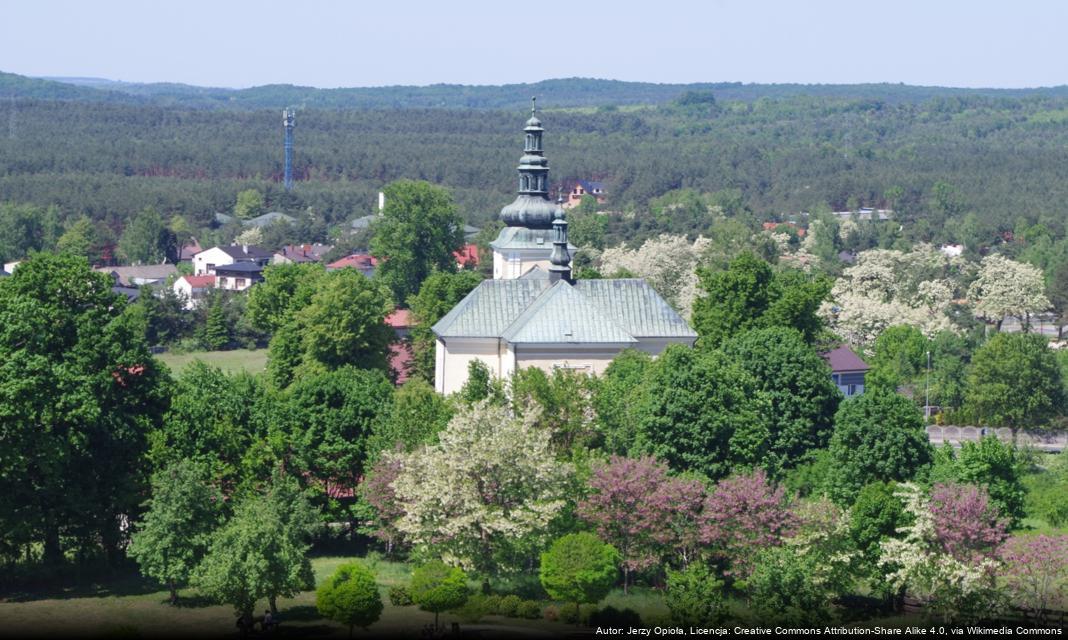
[6,72,1068,266]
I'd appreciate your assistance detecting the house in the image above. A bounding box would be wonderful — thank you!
[193,245,272,276]
[273,243,332,265]
[940,244,964,258]
[454,244,480,269]
[3,260,21,274]
[327,253,377,278]
[244,211,296,229]
[831,208,892,221]
[435,106,696,394]
[350,214,378,233]
[821,345,870,398]
[762,221,806,237]
[214,262,265,291]
[95,264,178,287]
[562,180,607,209]
[178,238,202,262]
[173,275,216,310]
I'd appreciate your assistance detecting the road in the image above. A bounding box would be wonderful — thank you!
[927,425,1066,452]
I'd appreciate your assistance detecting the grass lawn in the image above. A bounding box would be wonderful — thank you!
[0,556,577,638]
[157,349,269,376]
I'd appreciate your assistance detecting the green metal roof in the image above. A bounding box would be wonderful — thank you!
[490,226,578,251]
[433,278,697,343]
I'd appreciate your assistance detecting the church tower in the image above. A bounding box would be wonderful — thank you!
[491,99,575,279]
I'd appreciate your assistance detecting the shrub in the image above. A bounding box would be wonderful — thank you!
[665,563,726,626]
[539,533,619,606]
[579,603,598,626]
[453,594,491,623]
[543,604,560,622]
[480,594,503,615]
[315,562,384,637]
[409,560,469,628]
[388,585,413,607]
[517,600,542,619]
[559,602,581,624]
[589,606,643,627]
[498,594,522,617]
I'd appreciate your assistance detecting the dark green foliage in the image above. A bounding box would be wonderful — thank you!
[748,546,834,625]
[246,262,326,334]
[202,297,231,350]
[633,345,769,480]
[407,270,483,383]
[929,438,1026,526]
[782,449,834,498]
[593,349,653,454]
[497,594,522,617]
[692,253,829,348]
[517,600,542,619]
[388,585,414,606]
[665,562,726,626]
[367,378,453,462]
[410,561,469,627]
[0,253,168,564]
[285,367,394,522]
[589,606,642,627]
[869,325,928,392]
[458,360,505,406]
[849,482,907,572]
[0,202,59,263]
[511,366,601,451]
[723,327,842,475]
[539,532,619,606]
[118,207,174,264]
[128,460,223,604]
[371,180,465,305]
[964,332,1064,433]
[316,562,384,637]
[825,391,933,504]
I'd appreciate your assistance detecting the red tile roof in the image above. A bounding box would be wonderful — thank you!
[389,341,412,385]
[181,275,216,288]
[327,253,378,270]
[454,244,480,267]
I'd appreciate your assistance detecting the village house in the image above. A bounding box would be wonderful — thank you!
[172,274,216,310]
[562,180,607,209]
[327,253,377,278]
[95,264,178,287]
[193,244,273,276]
[434,105,697,394]
[821,344,870,398]
[214,262,265,291]
[273,243,333,265]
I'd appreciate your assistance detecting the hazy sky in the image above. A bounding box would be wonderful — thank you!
[3,0,1066,88]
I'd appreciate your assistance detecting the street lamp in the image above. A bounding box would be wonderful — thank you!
[925,349,931,421]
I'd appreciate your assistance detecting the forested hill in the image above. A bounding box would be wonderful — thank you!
[6,71,1068,110]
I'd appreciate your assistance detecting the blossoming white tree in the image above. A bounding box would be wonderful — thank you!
[967,254,1050,331]
[388,402,571,575]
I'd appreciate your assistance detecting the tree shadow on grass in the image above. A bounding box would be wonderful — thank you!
[1,568,162,603]
[279,605,321,622]
[170,594,217,609]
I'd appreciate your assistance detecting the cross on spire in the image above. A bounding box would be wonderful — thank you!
[531,96,537,115]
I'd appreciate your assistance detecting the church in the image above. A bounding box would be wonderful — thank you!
[432,103,697,394]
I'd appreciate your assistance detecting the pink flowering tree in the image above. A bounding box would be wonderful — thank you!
[354,454,406,555]
[702,469,794,580]
[999,535,1068,622]
[929,482,1007,564]
[578,456,706,592]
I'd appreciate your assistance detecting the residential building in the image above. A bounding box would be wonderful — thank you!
[214,262,265,291]
[489,107,576,280]
[273,243,333,265]
[173,275,216,310]
[434,106,696,394]
[326,253,377,278]
[454,244,480,269]
[562,180,607,209]
[178,238,202,262]
[95,264,177,287]
[193,244,272,276]
[821,345,870,398]
[3,261,21,274]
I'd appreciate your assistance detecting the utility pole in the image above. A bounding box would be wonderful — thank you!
[925,349,931,421]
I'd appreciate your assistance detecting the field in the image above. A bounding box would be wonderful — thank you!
[0,557,577,638]
[157,349,269,376]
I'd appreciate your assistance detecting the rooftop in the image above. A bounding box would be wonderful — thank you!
[213,262,265,274]
[179,275,216,288]
[96,264,178,286]
[327,253,378,271]
[821,345,870,372]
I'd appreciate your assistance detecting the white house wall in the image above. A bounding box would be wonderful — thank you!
[435,337,514,395]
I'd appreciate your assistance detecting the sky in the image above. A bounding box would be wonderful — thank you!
[2,0,1067,89]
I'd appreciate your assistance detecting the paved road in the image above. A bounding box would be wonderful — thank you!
[927,425,1067,452]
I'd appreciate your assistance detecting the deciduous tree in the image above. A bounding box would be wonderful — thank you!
[316,562,384,638]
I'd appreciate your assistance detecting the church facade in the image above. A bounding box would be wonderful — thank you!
[433,104,697,395]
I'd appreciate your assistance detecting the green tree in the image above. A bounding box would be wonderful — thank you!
[406,269,483,383]
[633,344,769,480]
[665,562,726,626]
[0,253,168,564]
[246,262,326,334]
[511,366,600,451]
[370,180,465,304]
[267,268,394,387]
[593,349,653,455]
[409,560,469,629]
[285,367,394,523]
[202,296,231,350]
[723,327,842,475]
[119,207,173,265]
[539,533,619,613]
[930,438,1026,526]
[964,332,1063,437]
[366,378,453,461]
[234,189,265,220]
[128,460,223,604]
[317,562,384,638]
[825,391,933,504]
[56,216,103,263]
[868,325,928,392]
[848,481,906,592]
